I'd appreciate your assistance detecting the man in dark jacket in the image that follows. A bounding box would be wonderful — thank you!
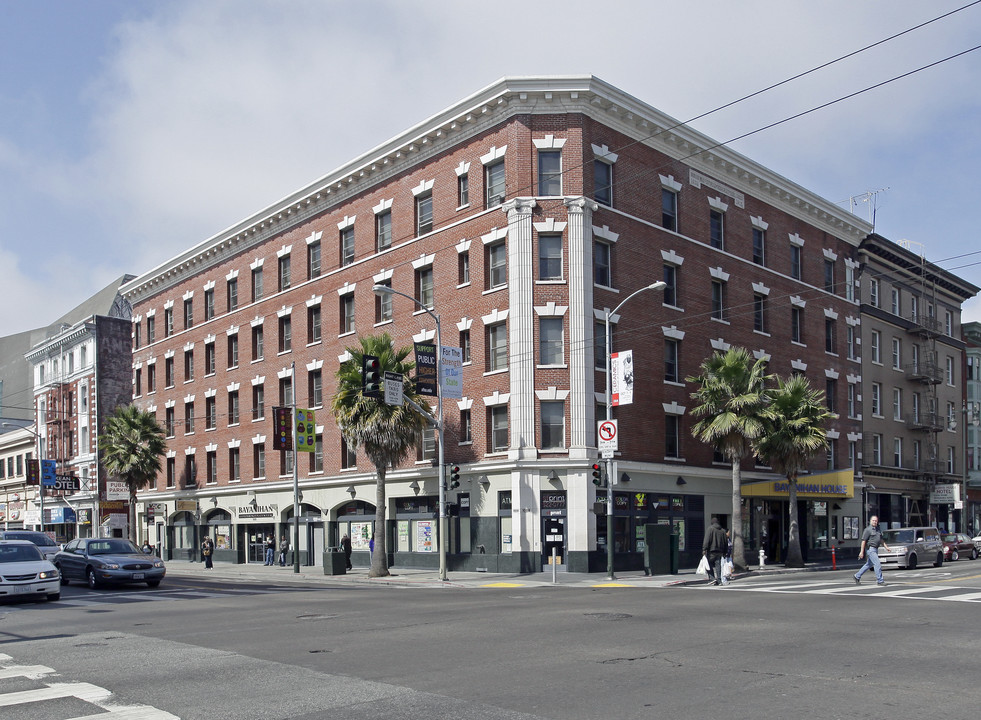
[702,517,729,586]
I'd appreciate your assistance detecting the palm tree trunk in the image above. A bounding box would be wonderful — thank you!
[129,486,138,543]
[731,460,746,570]
[785,475,804,567]
[369,466,390,578]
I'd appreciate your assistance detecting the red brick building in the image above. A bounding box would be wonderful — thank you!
[123,76,871,571]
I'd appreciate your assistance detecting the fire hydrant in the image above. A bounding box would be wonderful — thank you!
[759,547,766,568]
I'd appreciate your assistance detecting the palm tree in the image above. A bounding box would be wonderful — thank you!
[754,374,832,568]
[688,347,773,570]
[331,333,430,578]
[99,404,167,542]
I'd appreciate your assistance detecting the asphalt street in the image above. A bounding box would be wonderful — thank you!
[3,559,981,719]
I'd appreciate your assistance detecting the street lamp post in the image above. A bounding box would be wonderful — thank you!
[603,281,666,580]
[3,422,44,533]
[372,284,446,582]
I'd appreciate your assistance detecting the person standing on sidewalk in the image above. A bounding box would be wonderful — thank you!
[854,515,891,586]
[341,533,352,570]
[264,535,276,565]
[279,535,290,567]
[702,517,729,586]
[201,536,215,569]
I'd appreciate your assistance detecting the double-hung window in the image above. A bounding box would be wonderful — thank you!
[485,162,506,207]
[538,235,562,281]
[415,193,433,236]
[594,160,612,206]
[340,227,355,267]
[538,151,561,196]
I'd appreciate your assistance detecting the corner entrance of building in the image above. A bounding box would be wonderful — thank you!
[541,516,567,571]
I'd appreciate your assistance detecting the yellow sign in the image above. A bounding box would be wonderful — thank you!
[741,469,854,499]
[294,408,316,452]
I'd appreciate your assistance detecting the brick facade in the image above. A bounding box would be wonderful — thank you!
[124,76,896,572]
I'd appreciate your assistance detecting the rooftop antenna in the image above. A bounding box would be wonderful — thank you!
[847,188,888,231]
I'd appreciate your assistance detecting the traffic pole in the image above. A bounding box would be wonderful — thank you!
[831,545,837,570]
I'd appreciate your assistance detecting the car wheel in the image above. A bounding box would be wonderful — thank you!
[57,566,68,585]
[47,592,60,601]
[972,548,979,560]
[146,580,161,588]
[86,568,100,589]
[952,550,959,561]
[933,552,944,568]
[907,554,918,570]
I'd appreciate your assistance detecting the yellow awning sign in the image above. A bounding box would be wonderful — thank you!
[741,469,854,499]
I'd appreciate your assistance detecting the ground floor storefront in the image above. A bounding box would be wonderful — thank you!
[133,463,869,573]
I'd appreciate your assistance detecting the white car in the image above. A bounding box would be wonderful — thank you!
[0,540,61,602]
[973,532,981,553]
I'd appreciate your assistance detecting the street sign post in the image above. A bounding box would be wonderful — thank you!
[384,371,404,406]
[597,419,618,453]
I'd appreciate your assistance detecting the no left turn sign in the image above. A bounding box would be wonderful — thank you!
[598,419,618,452]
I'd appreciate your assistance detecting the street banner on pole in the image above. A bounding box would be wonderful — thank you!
[272,407,293,450]
[414,341,438,396]
[294,408,316,452]
[41,459,57,488]
[384,371,404,406]
[610,350,634,407]
[440,346,463,399]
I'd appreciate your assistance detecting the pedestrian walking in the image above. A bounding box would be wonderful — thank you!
[201,536,215,569]
[279,535,290,566]
[264,535,275,565]
[701,516,729,586]
[854,515,891,586]
[341,533,353,570]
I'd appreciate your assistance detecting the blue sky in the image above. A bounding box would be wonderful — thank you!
[1,1,980,334]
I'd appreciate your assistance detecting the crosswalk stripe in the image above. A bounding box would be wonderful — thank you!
[0,681,111,707]
[66,706,180,719]
[936,591,981,602]
[714,581,981,603]
[0,664,54,680]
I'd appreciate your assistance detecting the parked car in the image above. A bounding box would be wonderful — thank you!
[0,540,60,602]
[0,530,61,561]
[940,533,978,561]
[973,532,981,553]
[54,538,165,589]
[876,527,944,569]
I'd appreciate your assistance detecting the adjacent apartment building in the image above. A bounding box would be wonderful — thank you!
[121,75,972,572]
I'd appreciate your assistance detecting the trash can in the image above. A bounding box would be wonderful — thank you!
[323,547,347,575]
[643,524,675,575]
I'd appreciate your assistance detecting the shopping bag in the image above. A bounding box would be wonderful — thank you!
[721,557,733,579]
[696,555,711,577]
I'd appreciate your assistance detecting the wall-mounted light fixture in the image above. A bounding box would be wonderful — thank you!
[547,470,559,482]
[676,476,687,486]
[346,486,357,499]
[620,472,631,484]
[832,503,842,510]
[478,475,490,488]
[409,480,421,495]
[210,496,219,507]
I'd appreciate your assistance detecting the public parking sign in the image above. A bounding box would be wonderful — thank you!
[598,419,618,453]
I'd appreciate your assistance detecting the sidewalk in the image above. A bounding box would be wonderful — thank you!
[164,557,861,590]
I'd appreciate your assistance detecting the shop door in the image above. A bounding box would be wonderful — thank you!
[243,526,272,563]
[310,524,324,567]
[541,516,566,570]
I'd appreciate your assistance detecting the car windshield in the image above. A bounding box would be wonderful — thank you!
[6,533,57,547]
[882,529,914,544]
[0,545,44,563]
[88,540,141,555]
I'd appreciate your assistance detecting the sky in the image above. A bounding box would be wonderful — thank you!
[1,1,980,335]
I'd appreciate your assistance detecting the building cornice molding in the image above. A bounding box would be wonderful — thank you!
[122,75,873,302]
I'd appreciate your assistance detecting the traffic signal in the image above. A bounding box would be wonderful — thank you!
[448,465,461,489]
[147,505,155,524]
[591,462,604,486]
[362,355,381,397]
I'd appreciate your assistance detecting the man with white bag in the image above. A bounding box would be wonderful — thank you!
[701,517,729,586]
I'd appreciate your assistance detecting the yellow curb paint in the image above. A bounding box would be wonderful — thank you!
[592,583,633,588]
[480,582,525,587]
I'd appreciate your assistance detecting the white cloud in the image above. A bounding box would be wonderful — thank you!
[1,0,980,334]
